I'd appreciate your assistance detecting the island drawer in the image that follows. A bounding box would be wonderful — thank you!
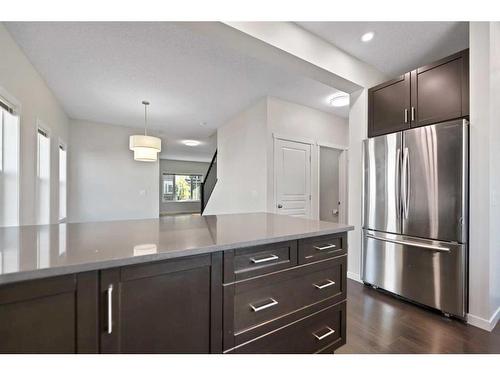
[298,233,347,264]
[230,255,346,335]
[223,240,297,282]
[233,301,346,354]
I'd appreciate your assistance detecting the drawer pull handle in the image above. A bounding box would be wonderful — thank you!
[314,244,337,251]
[250,254,279,264]
[313,279,336,290]
[313,327,335,341]
[249,298,278,312]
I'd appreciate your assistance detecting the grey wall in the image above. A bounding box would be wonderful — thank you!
[68,119,159,223]
[320,147,341,223]
[160,159,210,215]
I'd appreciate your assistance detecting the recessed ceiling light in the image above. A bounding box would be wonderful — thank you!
[183,140,201,147]
[361,31,375,42]
[329,93,350,107]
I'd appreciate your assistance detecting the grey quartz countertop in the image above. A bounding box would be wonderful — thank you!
[0,212,353,285]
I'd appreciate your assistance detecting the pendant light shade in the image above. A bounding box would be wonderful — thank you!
[129,101,162,162]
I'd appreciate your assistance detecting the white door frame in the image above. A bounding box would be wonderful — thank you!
[273,134,313,218]
[317,141,349,224]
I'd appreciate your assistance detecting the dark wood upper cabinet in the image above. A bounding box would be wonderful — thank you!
[410,49,469,127]
[368,73,411,137]
[100,254,222,354]
[368,49,469,137]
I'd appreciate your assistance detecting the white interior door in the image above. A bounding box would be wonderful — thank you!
[274,138,311,218]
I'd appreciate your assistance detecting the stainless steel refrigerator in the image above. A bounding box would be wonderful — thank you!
[362,119,468,318]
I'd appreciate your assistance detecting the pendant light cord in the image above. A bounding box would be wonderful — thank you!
[144,103,148,136]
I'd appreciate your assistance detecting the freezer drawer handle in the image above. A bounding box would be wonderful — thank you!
[313,244,336,251]
[366,233,450,252]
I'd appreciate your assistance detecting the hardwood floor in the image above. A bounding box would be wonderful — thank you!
[337,279,500,354]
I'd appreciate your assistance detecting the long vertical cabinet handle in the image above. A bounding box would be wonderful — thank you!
[411,107,415,122]
[404,109,408,123]
[402,148,409,219]
[107,284,113,334]
[396,148,401,217]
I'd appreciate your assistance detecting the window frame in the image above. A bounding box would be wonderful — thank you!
[162,172,203,203]
[0,90,21,227]
[58,141,67,223]
[36,120,51,225]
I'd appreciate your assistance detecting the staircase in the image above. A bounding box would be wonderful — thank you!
[201,150,217,214]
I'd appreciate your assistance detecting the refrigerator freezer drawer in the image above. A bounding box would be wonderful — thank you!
[361,230,466,317]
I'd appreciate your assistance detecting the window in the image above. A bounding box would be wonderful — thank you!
[59,144,67,222]
[162,173,202,202]
[37,126,51,225]
[0,97,20,227]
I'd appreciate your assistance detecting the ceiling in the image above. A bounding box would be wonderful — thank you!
[5,22,347,162]
[297,22,469,77]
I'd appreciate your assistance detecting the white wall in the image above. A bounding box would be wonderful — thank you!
[68,119,159,223]
[203,98,268,215]
[159,159,209,215]
[468,22,500,331]
[266,97,349,218]
[491,22,500,326]
[205,97,349,217]
[0,23,69,225]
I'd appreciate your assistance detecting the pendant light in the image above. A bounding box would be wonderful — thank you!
[129,101,162,162]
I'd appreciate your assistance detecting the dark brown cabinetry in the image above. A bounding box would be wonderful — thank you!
[223,233,347,353]
[0,272,99,353]
[100,254,222,354]
[368,73,411,137]
[368,49,469,138]
[0,232,348,354]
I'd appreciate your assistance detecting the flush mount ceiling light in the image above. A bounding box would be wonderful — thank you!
[183,140,201,147]
[330,93,350,107]
[361,31,375,42]
[129,101,162,162]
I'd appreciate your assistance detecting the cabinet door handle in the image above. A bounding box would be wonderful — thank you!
[313,279,336,290]
[404,108,408,123]
[249,298,278,312]
[313,326,336,341]
[250,254,279,264]
[313,244,336,251]
[107,284,113,334]
[411,106,415,122]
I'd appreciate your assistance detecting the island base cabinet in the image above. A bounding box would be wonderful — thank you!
[0,272,99,354]
[100,254,222,354]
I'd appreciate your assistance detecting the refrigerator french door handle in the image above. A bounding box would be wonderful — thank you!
[396,148,401,217]
[402,147,409,218]
[405,147,411,218]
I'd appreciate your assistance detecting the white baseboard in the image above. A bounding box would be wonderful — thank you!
[347,271,363,284]
[467,305,500,332]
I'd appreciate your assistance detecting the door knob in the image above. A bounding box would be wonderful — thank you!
[277,204,283,209]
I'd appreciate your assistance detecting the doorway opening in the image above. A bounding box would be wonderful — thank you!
[319,145,348,223]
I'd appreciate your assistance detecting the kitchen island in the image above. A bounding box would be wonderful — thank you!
[0,213,353,354]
